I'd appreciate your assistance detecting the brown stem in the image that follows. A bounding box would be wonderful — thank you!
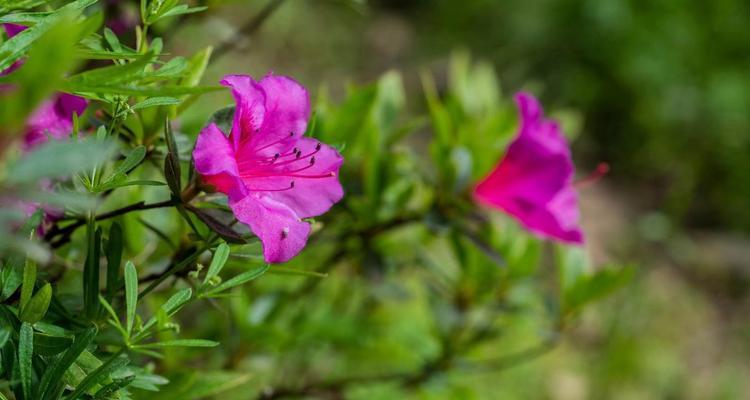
[45,199,175,248]
[212,0,287,60]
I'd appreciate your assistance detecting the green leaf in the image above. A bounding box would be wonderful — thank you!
[33,331,73,356]
[0,0,97,72]
[19,258,36,312]
[160,288,193,316]
[124,261,138,336]
[135,339,218,349]
[68,51,155,86]
[105,223,123,302]
[163,119,182,196]
[203,264,270,296]
[83,226,102,319]
[131,96,180,110]
[19,282,51,324]
[0,327,10,348]
[18,322,33,400]
[7,138,116,184]
[563,265,635,314]
[0,210,41,300]
[137,288,192,338]
[65,353,129,400]
[66,83,224,97]
[181,47,212,88]
[38,326,98,400]
[112,145,147,176]
[204,243,230,285]
[92,375,135,399]
[102,27,120,52]
[148,56,186,79]
[0,12,51,24]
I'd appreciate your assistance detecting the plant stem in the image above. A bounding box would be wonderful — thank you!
[212,0,287,60]
[46,199,175,248]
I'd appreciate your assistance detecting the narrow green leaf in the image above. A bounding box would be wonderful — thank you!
[38,326,98,400]
[0,12,51,24]
[19,282,51,324]
[181,46,212,88]
[135,339,218,349]
[33,332,73,356]
[131,96,180,110]
[111,145,146,176]
[19,258,36,312]
[83,225,101,319]
[163,118,182,196]
[124,261,138,336]
[102,27,121,52]
[0,327,10,348]
[92,375,135,399]
[137,288,192,337]
[68,51,155,86]
[0,0,97,71]
[204,264,270,296]
[18,322,33,400]
[65,353,128,400]
[66,83,224,96]
[105,223,123,302]
[203,243,230,285]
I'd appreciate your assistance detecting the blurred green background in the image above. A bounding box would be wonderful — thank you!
[111,0,750,398]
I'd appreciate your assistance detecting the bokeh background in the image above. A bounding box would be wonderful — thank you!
[108,0,750,398]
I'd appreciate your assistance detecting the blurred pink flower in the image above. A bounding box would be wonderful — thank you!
[193,74,344,263]
[16,92,87,234]
[23,93,88,151]
[474,92,584,244]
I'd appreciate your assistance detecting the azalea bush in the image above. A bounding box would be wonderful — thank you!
[0,1,632,399]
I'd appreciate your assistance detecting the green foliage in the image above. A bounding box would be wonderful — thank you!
[0,2,632,399]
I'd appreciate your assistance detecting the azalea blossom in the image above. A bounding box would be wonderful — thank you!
[23,93,88,151]
[193,74,344,263]
[474,92,583,244]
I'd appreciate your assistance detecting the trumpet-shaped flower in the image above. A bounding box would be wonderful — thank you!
[193,74,344,263]
[474,92,583,244]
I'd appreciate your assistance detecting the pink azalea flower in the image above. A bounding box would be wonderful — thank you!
[23,93,88,151]
[15,93,87,234]
[193,74,344,263]
[474,92,584,244]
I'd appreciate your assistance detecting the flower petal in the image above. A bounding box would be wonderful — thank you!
[193,123,244,199]
[241,74,310,157]
[23,93,88,151]
[230,194,311,263]
[220,74,266,150]
[244,137,344,218]
[3,23,26,38]
[474,91,583,244]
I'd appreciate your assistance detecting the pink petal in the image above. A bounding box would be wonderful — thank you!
[23,93,88,151]
[244,137,344,218]
[193,123,244,199]
[474,91,583,244]
[230,194,311,263]
[220,75,266,150]
[242,75,310,157]
[3,23,26,38]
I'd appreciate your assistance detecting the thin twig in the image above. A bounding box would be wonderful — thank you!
[212,0,288,61]
[46,199,175,248]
